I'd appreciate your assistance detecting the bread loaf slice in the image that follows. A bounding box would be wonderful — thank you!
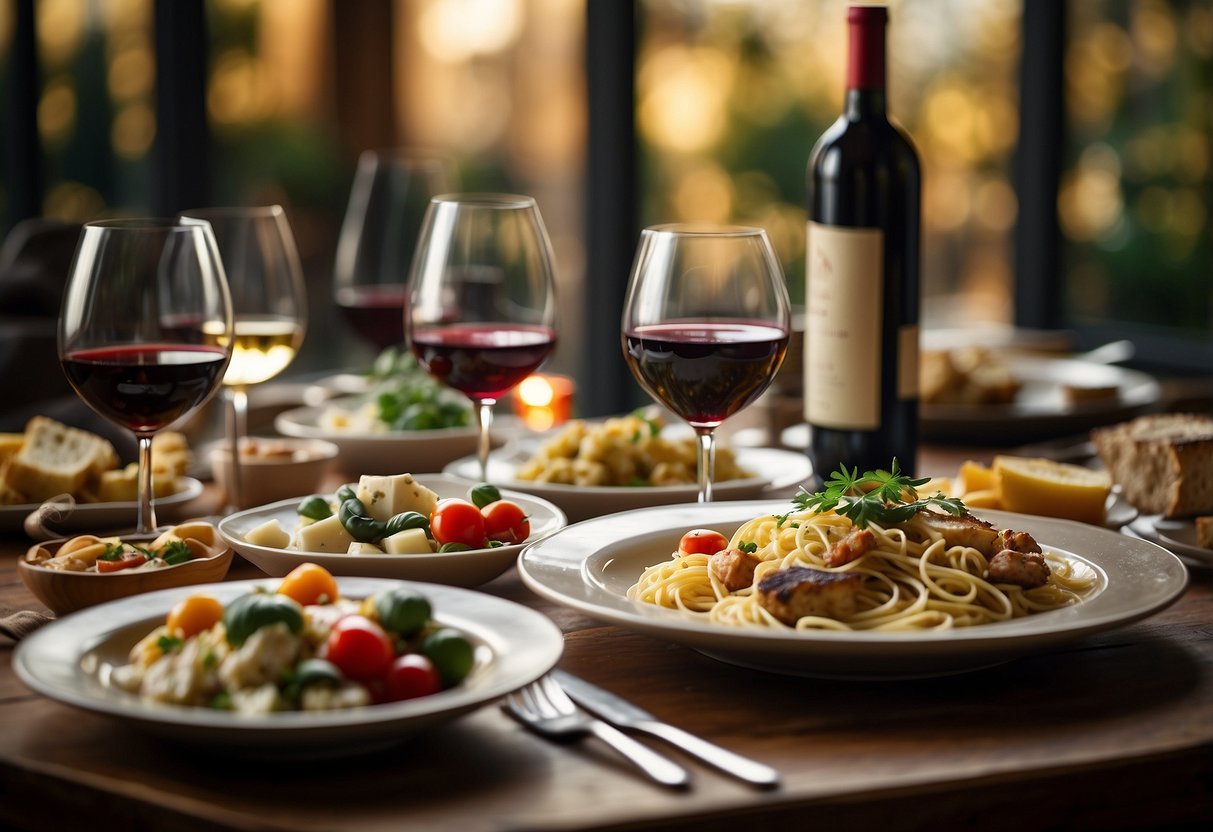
[1091,413,1213,518]
[4,417,118,502]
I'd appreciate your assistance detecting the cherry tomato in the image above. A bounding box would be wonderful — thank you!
[277,563,339,607]
[679,529,729,555]
[383,654,443,701]
[323,615,394,682]
[165,594,223,638]
[481,500,530,545]
[430,498,487,549]
[96,551,148,573]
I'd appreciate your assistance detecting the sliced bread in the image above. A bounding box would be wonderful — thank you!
[1091,413,1213,518]
[4,417,119,502]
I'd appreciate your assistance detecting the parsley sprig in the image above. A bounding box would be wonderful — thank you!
[792,459,966,529]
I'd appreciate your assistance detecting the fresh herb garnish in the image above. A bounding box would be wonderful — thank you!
[794,459,966,529]
[97,542,126,562]
[157,635,184,653]
[738,541,758,554]
[158,540,193,566]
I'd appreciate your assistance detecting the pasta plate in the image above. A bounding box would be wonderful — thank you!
[518,501,1187,678]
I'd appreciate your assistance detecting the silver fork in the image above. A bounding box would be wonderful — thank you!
[504,676,690,788]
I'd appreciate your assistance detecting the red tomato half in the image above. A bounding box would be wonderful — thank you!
[384,654,443,701]
[482,500,530,545]
[323,615,394,682]
[679,529,729,555]
[430,498,487,548]
[96,552,149,573]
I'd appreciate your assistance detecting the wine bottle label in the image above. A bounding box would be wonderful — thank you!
[899,324,919,399]
[804,221,884,430]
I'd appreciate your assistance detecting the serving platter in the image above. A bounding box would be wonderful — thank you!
[218,474,566,587]
[518,501,1187,679]
[445,446,813,523]
[13,577,563,755]
[1,477,205,536]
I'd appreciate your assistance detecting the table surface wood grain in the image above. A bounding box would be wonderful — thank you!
[2,453,1212,832]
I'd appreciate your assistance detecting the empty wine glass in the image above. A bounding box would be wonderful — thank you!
[334,150,457,351]
[59,219,233,533]
[407,194,558,481]
[621,225,791,502]
[180,206,307,510]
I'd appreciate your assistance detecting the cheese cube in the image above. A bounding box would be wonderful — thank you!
[381,528,432,555]
[244,519,291,549]
[355,473,439,522]
[347,542,385,555]
[295,514,354,553]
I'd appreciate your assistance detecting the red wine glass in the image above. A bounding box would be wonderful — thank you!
[58,219,233,533]
[407,194,558,481]
[334,150,457,352]
[621,225,791,502]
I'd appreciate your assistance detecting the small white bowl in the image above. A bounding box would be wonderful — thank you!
[209,437,338,509]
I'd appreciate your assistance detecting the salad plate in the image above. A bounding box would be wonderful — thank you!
[219,474,566,587]
[13,577,563,754]
[518,501,1187,678]
[275,398,482,476]
[445,446,813,523]
[1,477,205,536]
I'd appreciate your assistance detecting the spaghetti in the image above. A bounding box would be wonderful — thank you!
[627,508,1096,632]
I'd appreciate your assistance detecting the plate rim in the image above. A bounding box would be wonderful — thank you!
[274,398,480,443]
[517,501,1188,663]
[13,576,563,736]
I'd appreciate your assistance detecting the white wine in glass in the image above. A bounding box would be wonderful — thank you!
[181,206,306,509]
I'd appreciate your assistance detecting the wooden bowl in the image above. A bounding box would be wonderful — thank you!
[19,525,233,616]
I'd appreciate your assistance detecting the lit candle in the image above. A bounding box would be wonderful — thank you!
[513,374,574,431]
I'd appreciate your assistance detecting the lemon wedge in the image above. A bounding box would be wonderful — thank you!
[992,456,1110,525]
[958,460,997,494]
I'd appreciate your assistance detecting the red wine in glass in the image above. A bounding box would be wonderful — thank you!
[335,285,408,350]
[623,321,788,429]
[61,345,229,433]
[411,324,556,400]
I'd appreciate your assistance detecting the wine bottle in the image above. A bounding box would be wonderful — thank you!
[805,4,921,477]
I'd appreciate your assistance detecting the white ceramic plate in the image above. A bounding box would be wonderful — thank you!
[922,356,1160,442]
[444,446,813,523]
[0,477,205,536]
[13,577,563,755]
[218,474,566,587]
[518,502,1187,679]
[1126,515,1213,565]
[274,396,482,475]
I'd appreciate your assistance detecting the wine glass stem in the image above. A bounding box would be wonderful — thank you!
[225,386,249,511]
[135,433,157,534]
[695,427,716,503]
[474,398,495,482]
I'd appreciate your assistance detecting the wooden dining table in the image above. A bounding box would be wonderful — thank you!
[1,443,1211,832]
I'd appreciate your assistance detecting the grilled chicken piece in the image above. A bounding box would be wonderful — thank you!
[709,547,763,592]
[825,527,877,567]
[756,567,863,626]
[988,548,1051,589]
[918,511,1000,555]
[996,528,1041,554]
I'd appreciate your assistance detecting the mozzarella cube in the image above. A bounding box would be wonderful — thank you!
[244,518,291,549]
[295,514,354,553]
[347,542,385,555]
[381,528,432,555]
[355,473,439,522]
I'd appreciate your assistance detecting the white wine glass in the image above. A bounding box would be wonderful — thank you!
[180,206,306,510]
[334,150,456,352]
[407,194,558,482]
[621,225,791,502]
[59,219,233,533]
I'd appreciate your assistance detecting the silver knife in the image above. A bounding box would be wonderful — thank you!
[551,670,780,787]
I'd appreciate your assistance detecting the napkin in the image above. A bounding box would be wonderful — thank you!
[0,609,52,641]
